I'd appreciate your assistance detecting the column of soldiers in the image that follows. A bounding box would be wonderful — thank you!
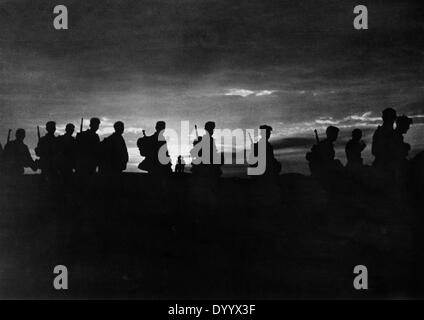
[306,107,414,182]
[0,107,416,181]
[0,118,129,180]
[1,128,37,176]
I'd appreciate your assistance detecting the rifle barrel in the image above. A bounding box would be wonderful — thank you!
[194,125,199,140]
[7,129,11,144]
[248,132,254,144]
[314,129,319,143]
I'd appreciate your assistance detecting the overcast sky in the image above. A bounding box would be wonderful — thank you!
[1,0,423,173]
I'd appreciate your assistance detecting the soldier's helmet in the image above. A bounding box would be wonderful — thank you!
[205,121,215,135]
[382,108,397,124]
[114,121,125,134]
[90,118,101,131]
[65,123,75,134]
[326,126,339,142]
[396,115,413,134]
[260,124,272,139]
[46,121,56,134]
[16,128,26,141]
[352,128,362,140]
[155,121,166,133]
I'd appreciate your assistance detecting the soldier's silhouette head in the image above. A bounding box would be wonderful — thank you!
[382,108,397,126]
[65,123,75,135]
[15,128,25,141]
[46,121,56,135]
[205,121,215,136]
[155,121,166,133]
[114,121,125,135]
[260,124,272,140]
[396,115,413,134]
[89,117,101,132]
[352,128,362,141]
[326,126,339,142]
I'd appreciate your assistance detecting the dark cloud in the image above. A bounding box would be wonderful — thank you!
[271,137,316,150]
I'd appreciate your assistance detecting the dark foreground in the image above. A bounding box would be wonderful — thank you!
[0,172,423,299]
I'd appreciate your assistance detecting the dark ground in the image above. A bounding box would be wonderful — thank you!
[0,172,423,299]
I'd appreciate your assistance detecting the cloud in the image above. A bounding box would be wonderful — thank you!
[271,137,316,150]
[345,112,380,122]
[315,117,340,125]
[224,88,276,97]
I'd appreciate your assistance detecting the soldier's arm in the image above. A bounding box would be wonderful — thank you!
[371,130,379,157]
[94,135,102,158]
[124,140,129,163]
[35,139,42,157]
[24,146,37,171]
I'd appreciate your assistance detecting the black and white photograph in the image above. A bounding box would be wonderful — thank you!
[0,0,423,303]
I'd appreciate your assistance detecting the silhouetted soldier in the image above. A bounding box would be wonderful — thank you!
[3,129,37,176]
[392,114,414,186]
[35,121,59,180]
[372,108,397,169]
[345,128,366,168]
[137,121,172,175]
[250,125,281,176]
[76,117,101,176]
[0,130,12,175]
[394,115,413,162]
[57,123,76,180]
[175,155,185,174]
[0,142,3,174]
[100,121,129,173]
[307,126,343,177]
[190,121,222,177]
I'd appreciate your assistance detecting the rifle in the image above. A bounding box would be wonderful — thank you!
[7,129,11,144]
[194,125,199,140]
[192,124,202,147]
[37,125,41,141]
[80,118,84,133]
[314,129,320,144]
[248,132,254,145]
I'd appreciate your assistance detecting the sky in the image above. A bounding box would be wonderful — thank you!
[0,0,423,175]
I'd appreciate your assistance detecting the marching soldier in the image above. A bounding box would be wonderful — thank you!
[394,115,413,162]
[345,128,366,168]
[57,123,76,180]
[76,117,101,176]
[372,108,397,169]
[0,130,12,175]
[392,115,414,185]
[190,121,222,177]
[0,142,3,175]
[306,125,343,177]
[175,155,185,174]
[3,129,37,176]
[251,124,281,176]
[0,143,4,176]
[100,121,129,173]
[35,121,59,180]
[137,121,172,175]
